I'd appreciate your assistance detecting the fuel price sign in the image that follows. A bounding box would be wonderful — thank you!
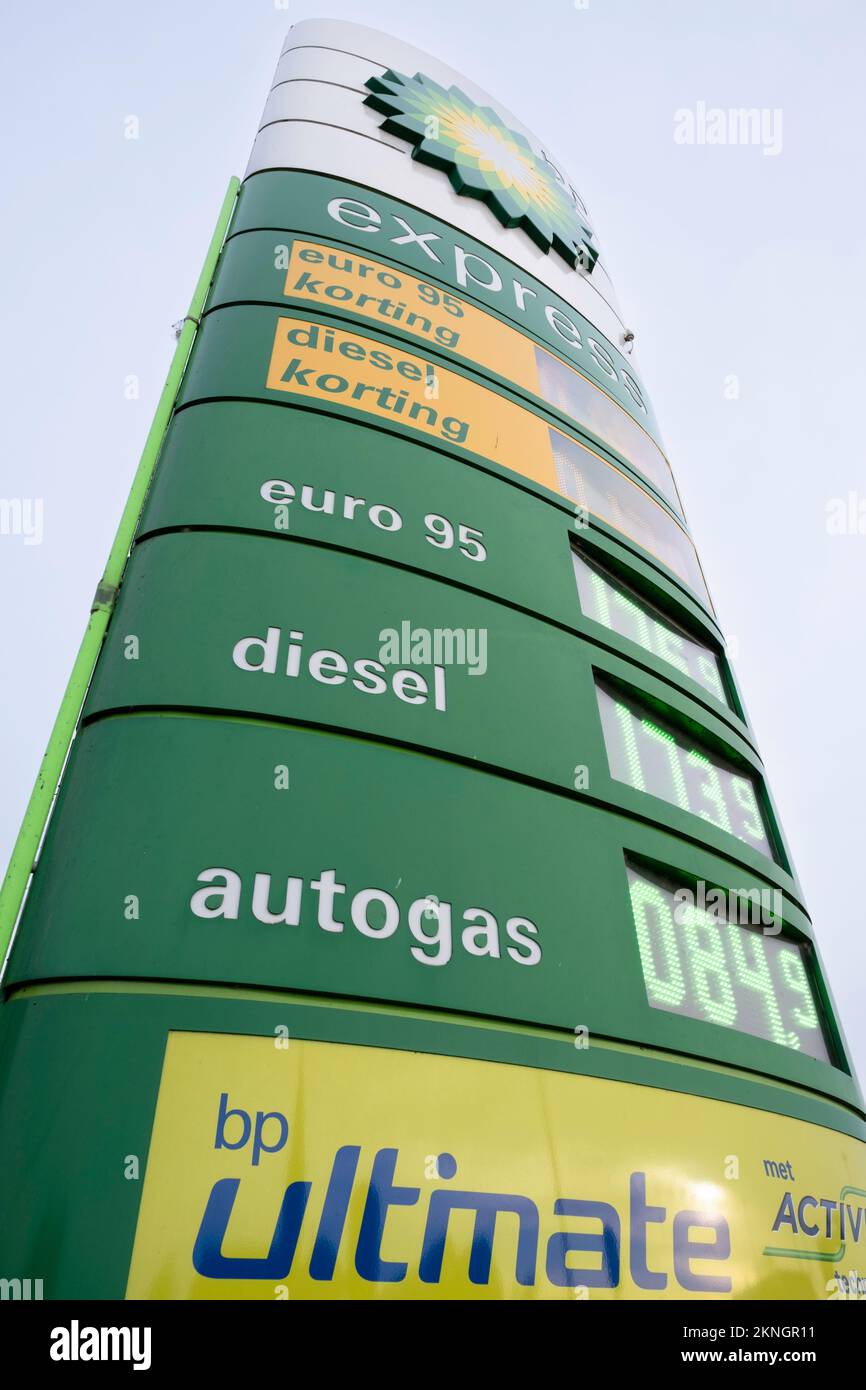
[573,547,727,705]
[626,863,830,1062]
[596,680,775,860]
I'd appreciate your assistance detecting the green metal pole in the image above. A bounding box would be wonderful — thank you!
[0,175,241,976]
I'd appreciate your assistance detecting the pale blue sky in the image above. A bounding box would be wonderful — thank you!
[1,1,864,1073]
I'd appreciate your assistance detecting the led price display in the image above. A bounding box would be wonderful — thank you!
[550,432,712,609]
[626,863,831,1062]
[596,680,775,860]
[572,548,728,705]
[536,349,682,513]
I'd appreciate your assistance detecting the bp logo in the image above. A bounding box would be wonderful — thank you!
[364,69,599,274]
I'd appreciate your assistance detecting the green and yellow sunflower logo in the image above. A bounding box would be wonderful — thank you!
[364,69,599,273]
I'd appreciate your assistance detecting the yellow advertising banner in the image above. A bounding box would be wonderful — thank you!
[282,240,678,511]
[264,315,710,605]
[127,1033,866,1300]
[266,311,553,476]
[285,239,540,385]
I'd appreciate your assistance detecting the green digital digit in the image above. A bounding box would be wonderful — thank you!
[642,718,690,810]
[587,567,611,627]
[731,775,766,845]
[680,906,737,1027]
[778,948,821,1039]
[686,749,732,834]
[629,877,685,1007]
[726,924,793,1048]
[695,653,726,704]
[612,585,652,651]
[652,622,690,680]
[613,699,646,791]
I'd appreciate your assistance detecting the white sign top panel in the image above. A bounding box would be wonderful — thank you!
[245,19,629,346]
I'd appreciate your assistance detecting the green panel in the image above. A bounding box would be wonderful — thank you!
[85,529,587,791]
[229,169,662,444]
[5,713,858,1105]
[139,402,575,631]
[138,402,731,713]
[84,529,786,881]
